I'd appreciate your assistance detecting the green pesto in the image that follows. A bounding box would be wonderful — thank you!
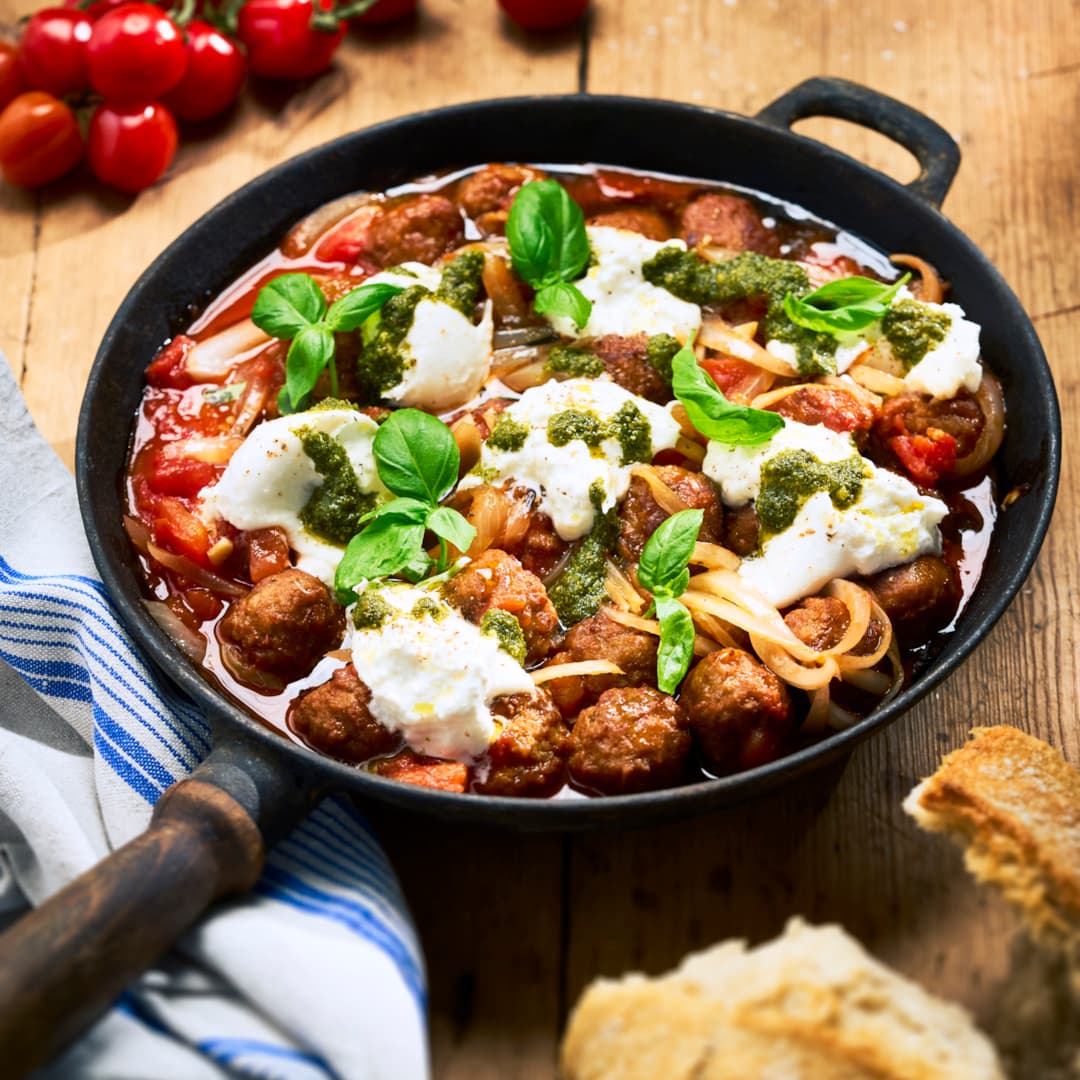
[641,246,726,306]
[487,415,530,453]
[381,265,419,278]
[881,298,951,369]
[307,396,356,413]
[410,596,448,622]
[352,591,394,631]
[588,480,607,512]
[645,333,681,385]
[468,462,500,484]
[434,250,485,318]
[547,510,618,626]
[545,344,604,378]
[608,401,652,466]
[547,408,607,452]
[298,428,378,546]
[356,284,428,398]
[756,449,868,537]
[479,608,527,665]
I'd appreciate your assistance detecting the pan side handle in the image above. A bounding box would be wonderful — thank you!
[756,77,961,209]
[0,737,316,1077]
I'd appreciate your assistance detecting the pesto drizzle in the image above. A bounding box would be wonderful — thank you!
[479,608,527,664]
[434,250,485,317]
[298,428,378,545]
[352,590,394,631]
[545,403,653,465]
[547,510,618,626]
[881,299,951,369]
[545,344,604,378]
[645,333,681,385]
[755,449,868,538]
[356,285,428,399]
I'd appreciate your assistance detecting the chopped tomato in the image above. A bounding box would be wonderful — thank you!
[594,168,696,209]
[889,428,957,486]
[147,450,218,498]
[153,496,211,565]
[145,335,195,389]
[246,527,291,582]
[315,204,380,265]
[770,385,878,434]
[374,751,469,792]
[183,587,223,622]
[700,356,762,399]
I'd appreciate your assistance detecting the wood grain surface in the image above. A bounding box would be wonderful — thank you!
[2,0,1077,1075]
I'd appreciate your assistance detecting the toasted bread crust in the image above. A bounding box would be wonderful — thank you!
[904,725,1080,950]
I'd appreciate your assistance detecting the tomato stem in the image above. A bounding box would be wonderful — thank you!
[332,0,381,19]
[169,0,197,28]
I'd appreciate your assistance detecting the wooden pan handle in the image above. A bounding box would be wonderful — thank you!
[0,777,265,1076]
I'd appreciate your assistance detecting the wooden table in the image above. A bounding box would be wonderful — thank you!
[3,1,1077,1074]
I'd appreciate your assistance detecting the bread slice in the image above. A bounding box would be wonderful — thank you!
[904,725,1080,954]
[560,918,1004,1080]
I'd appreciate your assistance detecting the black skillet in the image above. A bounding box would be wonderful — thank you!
[0,79,1059,1073]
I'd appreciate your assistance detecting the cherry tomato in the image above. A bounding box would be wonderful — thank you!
[0,91,83,187]
[352,0,417,24]
[17,9,93,97]
[237,0,345,80]
[87,101,177,193]
[86,3,187,102]
[0,43,26,112]
[498,0,588,30]
[163,21,246,122]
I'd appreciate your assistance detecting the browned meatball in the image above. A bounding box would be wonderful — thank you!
[542,612,659,718]
[442,548,560,664]
[864,555,958,639]
[617,464,724,562]
[680,193,779,254]
[365,195,464,268]
[219,568,345,682]
[474,689,570,797]
[456,164,544,219]
[508,508,568,581]
[679,648,794,774]
[587,209,671,241]
[569,687,691,795]
[722,502,759,557]
[289,664,400,764]
[591,333,670,403]
[784,595,886,656]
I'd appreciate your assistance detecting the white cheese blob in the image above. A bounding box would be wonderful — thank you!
[544,227,702,340]
[350,584,535,761]
[362,262,494,411]
[901,300,982,399]
[703,419,947,608]
[460,378,682,541]
[203,407,386,586]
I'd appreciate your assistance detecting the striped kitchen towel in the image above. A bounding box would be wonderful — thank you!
[0,355,428,1079]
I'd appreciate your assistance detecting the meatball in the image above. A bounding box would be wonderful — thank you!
[769,385,878,435]
[617,464,724,562]
[587,209,671,241]
[289,664,400,764]
[680,192,779,254]
[474,689,570,797]
[722,503,759,557]
[507,505,568,581]
[443,548,560,664]
[784,595,886,656]
[219,568,345,682]
[864,555,958,639]
[569,687,690,795]
[591,333,670,403]
[542,612,659,718]
[679,648,794,774]
[456,164,544,219]
[365,194,464,268]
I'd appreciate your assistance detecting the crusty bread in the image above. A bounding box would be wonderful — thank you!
[903,725,1080,954]
[560,918,1004,1080]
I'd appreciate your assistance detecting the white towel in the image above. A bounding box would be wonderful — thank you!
[0,356,429,1080]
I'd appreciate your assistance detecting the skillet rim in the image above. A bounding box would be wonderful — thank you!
[77,92,1061,830]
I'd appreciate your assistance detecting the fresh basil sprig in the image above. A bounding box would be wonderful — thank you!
[334,409,476,604]
[672,337,784,446]
[506,180,593,330]
[637,508,703,694]
[251,273,403,414]
[782,273,910,337]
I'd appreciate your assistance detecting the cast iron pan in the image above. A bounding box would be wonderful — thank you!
[0,79,1059,1073]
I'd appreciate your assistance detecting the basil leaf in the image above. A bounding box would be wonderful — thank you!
[334,517,427,604]
[427,505,477,555]
[534,281,592,330]
[507,179,590,289]
[782,273,910,336]
[672,343,784,446]
[251,272,327,338]
[282,326,335,413]
[325,282,405,332]
[638,508,703,597]
[368,496,432,525]
[373,408,459,504]
[654,594,695,694]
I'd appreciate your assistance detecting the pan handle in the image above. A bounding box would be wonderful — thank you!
[0,734,316,1077]
[756,77,961,209]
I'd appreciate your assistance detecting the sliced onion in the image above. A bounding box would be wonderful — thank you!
[532,660,624,684]
[482,251,533,323]
[890,253,944,304]
[500,359,551,393]
[124,515,151,555]
[674,436,706,464]
[451,415,483,476]
[604,561,645,614]
[690,542,740,571]
[819,579,873,658]
[953,370,1005,477]
[731,321,759,340]
[602,606,717,657]
[230,373,271,438]
[751,632,838,690]
[699,316,797,375]
[687,610,742,650]
[186,320,271,381]
[146,540,246,597]
[821,374,883,411]
[803,685,832,734]
[144,600,206,663]
[847,363,907,397]
[629,465,690,516]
